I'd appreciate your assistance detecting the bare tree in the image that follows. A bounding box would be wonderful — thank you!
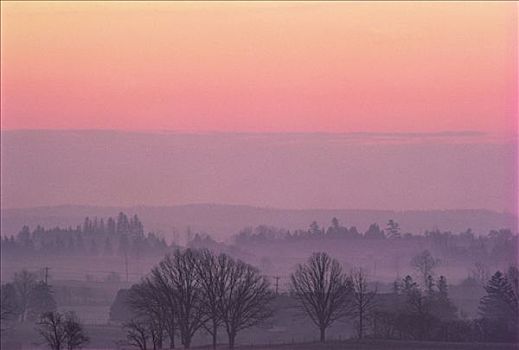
[349,268,377,339]
[151,249,204,349]
[63,312,89,350]
[13,270,37,322]
[127,279,168,349]
[290,252,352,343]
[1,283,19,331]
[37,311,88,350]
[411,250,440,289]
[124,319,151,350]
[139,275,177,349]
[37,312,67,350]
[194,249,224,349]
[218,256,274,350]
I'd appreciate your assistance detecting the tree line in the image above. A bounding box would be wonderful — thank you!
[1,212,168,257]
[235,219,517,264]
[291,251,518,344]
[236,218,515,243]
[2,249,517,349]
[109,248,518,349]
[116,249,274,350]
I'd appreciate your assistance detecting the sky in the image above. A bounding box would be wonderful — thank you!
[0,2,517,213]
[1,1,517,134]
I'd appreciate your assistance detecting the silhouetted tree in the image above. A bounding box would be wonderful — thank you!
[506,266,519,298]
[1,283,19,331]
[63,312,89,350]
[13,270,37,322]
[290,252,352,342]
[349,268,377,339]
[386,220,400,239]
[107,217,116,235]
[151,249,203,349]
[411,250,440,289]
[117,212,130,236]
[124,319,151,350]
[194,249,224,349]
[37,311,67,350]
[217,256,274,349]
[127,279,168,349]
[27,281,57,321]
[309,221,322,237]
[364,223,385,239]
[479,271,518,342]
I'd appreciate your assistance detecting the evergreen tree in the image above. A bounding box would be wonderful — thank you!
[479,271,518,342]
[349,226,360,238]
[431,276,457,321]
[17,226,31,247]
[437,276,448,299]
[480,271,518,321]
[309,221,321,237]
[364,223,385,239]
[506,266,518,298]
[117,213,130,236]
[83,217,92,234]
[386,220,401,239]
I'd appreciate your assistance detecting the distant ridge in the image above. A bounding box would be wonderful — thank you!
[1,204,516,242]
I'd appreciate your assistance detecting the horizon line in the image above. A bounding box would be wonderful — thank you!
[1,202,516,217]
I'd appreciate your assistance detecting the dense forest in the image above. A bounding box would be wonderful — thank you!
[1,212,169,258]
[234,219,517,267]
[2,214,517,264]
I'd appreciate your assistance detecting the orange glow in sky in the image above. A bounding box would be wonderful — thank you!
[1,1,517,133]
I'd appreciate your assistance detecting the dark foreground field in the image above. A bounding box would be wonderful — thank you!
[230,340,519,350]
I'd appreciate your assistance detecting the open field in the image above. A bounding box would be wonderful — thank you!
[231,339,519,350]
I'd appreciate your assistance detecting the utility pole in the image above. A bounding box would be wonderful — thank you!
[44,267,50,285]
[274,276,280,295]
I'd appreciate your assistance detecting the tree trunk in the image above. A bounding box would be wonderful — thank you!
[212,321,218,349]
[183,336,191,349]
[359,309,364,339]
[228,332,236,350]
[320,327,326,343]
[167,320,175,349]
[157,329,163,349]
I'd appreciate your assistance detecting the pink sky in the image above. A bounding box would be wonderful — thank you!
[1,2,517,133]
